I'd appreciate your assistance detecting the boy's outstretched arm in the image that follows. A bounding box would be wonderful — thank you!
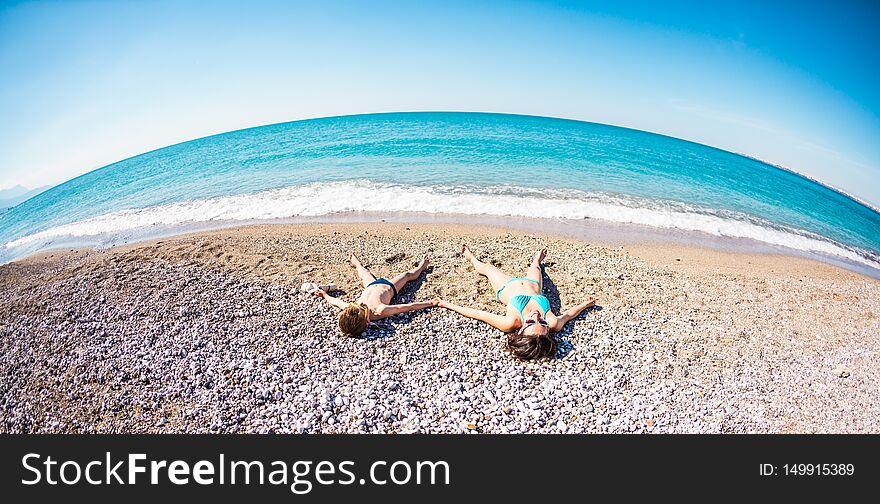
[375,300,436,319]
[314,289,348,310]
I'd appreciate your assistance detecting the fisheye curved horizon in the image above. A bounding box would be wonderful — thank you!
[26,111,880,216]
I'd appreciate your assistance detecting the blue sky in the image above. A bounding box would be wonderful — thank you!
[2,0,879,204]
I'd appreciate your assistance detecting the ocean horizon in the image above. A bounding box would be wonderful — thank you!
[2,111,879,275]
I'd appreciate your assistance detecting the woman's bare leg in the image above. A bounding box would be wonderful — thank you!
[461,244,512,293]
[524,248,547,287]
[349,253,376,287]
[390,256,430,293]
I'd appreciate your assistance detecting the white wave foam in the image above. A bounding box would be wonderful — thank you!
[5,180,878,268]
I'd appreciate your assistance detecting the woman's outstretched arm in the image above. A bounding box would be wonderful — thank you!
[434,298,517,332]
[550,295,597,332]
[313,289,349,310]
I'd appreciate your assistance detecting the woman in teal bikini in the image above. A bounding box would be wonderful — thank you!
[435,245,596,360]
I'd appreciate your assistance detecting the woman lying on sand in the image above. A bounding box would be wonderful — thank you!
[435,245,596,360]
[314,253,435,336]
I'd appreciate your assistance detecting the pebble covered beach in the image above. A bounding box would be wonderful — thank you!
[1,222,878,433]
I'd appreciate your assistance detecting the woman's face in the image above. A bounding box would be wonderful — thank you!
[521,320,550,337]
[522,309,548,334]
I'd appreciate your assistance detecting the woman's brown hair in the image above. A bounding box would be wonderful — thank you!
[506,329,556,360]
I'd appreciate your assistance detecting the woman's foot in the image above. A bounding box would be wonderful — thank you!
[349,252,363,268]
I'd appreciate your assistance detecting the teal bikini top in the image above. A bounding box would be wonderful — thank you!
[509,294,551,320]
[495,277,551,320]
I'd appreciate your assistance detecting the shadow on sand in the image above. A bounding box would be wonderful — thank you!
[541,265,602,359]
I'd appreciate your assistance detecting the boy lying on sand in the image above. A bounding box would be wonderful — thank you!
[314,253,435,336]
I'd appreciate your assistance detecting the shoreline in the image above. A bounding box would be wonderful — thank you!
[2,221,879,434]
[7,210,880,280]
[93,219,880,284]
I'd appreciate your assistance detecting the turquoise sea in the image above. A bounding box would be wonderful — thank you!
[1,112,878,274]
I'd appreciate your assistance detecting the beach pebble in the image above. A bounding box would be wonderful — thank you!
[833,366,851,378]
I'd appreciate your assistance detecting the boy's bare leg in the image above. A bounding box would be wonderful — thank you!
[390,256,430,293]
[349,253,376,287]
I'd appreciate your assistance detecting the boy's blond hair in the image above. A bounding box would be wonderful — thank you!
[338,304,368,336]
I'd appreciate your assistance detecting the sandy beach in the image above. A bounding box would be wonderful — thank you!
[1,222,878,433]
